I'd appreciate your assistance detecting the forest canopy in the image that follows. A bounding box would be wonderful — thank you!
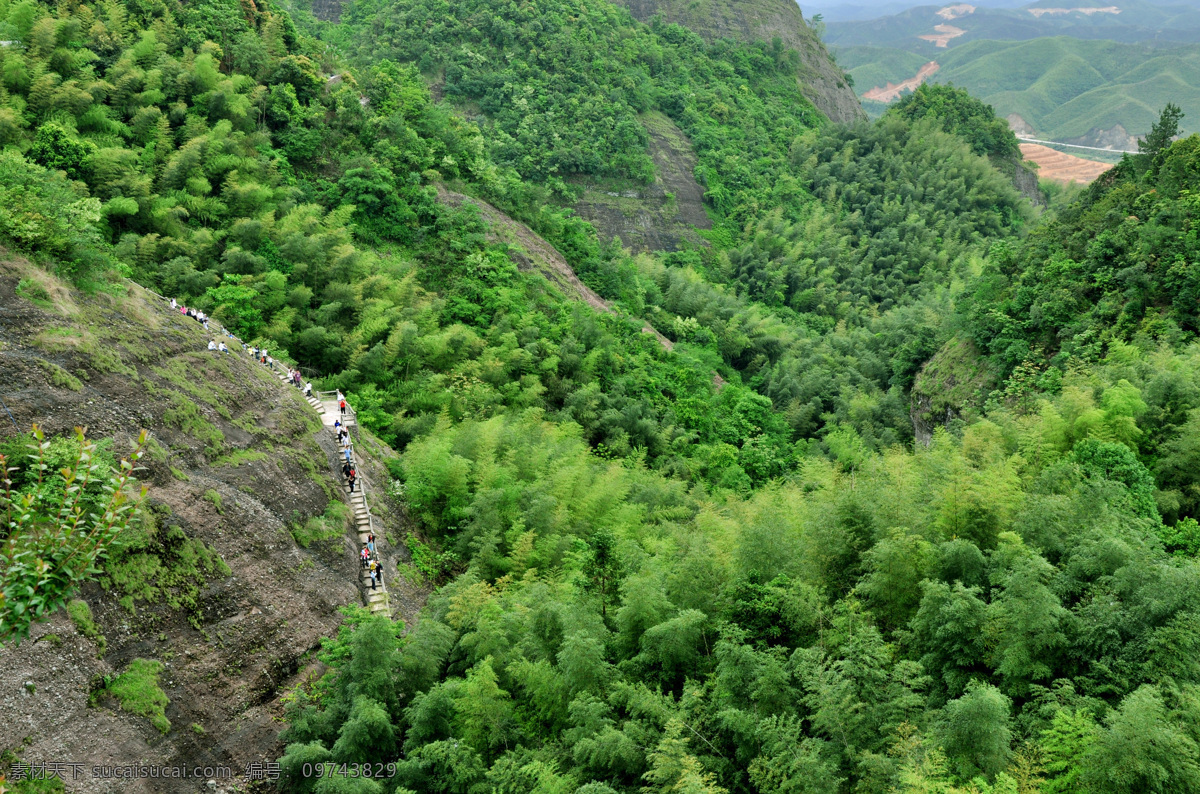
[2,0,1199,788]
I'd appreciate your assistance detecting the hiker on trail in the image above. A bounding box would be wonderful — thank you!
[367,534,376,555]
[360,546,369,568]
[203,318,209,331]
[339,398,347,416]
[344,447,352,465]
[219,341,229,354]
[261,348,268,364]
[348,471,356,492]
[208,340,217,351]
[341,460,351,478]
[369,562,378,590]
[304,382,312,397]
[170,298,177,309]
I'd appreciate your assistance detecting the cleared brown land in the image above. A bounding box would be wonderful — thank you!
[863,61,941,102]
[936,3,975,19]
[918,24,965,46]
[1020,143,1114,184]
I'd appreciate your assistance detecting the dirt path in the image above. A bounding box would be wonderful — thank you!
[918,24,965,47]
[1019,143,1114,184]
[863,61,940,102]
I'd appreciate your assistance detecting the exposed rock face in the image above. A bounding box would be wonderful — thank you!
[1006,113,1035,137]
[1010,156,1046,206]
[1064,124,1137,152]
[573,112,711,253]
[312,0,342,21]
[0,258,418,792]
[910,337,999,446]
[614,0,865,124]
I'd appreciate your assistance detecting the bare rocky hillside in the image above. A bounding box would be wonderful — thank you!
[0,258,416,793]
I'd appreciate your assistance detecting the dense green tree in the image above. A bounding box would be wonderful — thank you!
[936,681,1013,782]
[0,427,146,643]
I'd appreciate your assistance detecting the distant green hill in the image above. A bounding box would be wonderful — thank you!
[837,44,928,92]
[826,0,1200,49]
[838,37,1200,142]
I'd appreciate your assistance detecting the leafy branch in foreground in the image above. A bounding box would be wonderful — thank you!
[0,425,147,645]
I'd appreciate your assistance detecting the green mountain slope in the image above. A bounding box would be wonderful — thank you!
[611,0,866,123]
[8,0,1200,789]
[840,37,1200,142]
[827,0,1200,50]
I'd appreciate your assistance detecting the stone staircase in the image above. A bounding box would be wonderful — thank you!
[269,370,391,616]
[132,279,392,616]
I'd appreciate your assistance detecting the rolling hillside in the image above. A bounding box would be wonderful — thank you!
[827,0,1200,49]
[838,36,1200,145]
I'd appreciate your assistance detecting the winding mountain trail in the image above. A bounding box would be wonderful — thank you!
[139,284,395,618]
